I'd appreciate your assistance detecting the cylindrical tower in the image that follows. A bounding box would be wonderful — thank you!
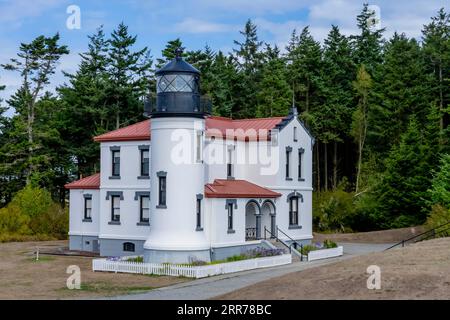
[144,48,211,263]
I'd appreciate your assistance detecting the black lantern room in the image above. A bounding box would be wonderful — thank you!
[152,48,208,118]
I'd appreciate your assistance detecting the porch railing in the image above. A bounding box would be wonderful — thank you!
[246,228,257,240]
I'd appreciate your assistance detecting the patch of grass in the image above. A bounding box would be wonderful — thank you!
[125,256,144,263]
[59,282,154,295]
[29,255,55,262]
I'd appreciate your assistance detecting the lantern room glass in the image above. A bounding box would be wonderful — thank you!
[157,74,197,93]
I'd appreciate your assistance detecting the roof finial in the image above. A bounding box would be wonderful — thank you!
[174,47,184,59]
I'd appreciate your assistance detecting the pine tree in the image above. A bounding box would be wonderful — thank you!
[373,119,434,228]
[285,26,323,119]
[232,19,263,118]
[321,26,356,189]
[1,34,69,183]
[209,51,237,117]
[157,38,185,68]
[58,27,110,177]
[422,8,450,134]
[256,44,291,117]
[368,33,432,156]
[107,22,153,129]
[351,3,385,75]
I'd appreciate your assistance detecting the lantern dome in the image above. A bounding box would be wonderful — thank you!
[151,48,208,118]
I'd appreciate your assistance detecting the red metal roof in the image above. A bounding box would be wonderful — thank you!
[93,116,284,142]
[94,120,151,142]
[65,173,100,190]
[205,179,281,198]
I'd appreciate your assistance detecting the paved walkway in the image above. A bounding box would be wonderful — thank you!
[107,242,393,300]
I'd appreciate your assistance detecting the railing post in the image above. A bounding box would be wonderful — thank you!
[300,244,303,261]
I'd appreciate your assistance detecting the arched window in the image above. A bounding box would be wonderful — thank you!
[123,242,135,252]
[289,197,299,226]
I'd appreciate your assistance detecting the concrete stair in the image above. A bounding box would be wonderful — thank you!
[268,239,303,262]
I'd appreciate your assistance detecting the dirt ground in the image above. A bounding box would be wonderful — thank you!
[217,237,450,300]
[313,226,425,244]
[0,241,189,299]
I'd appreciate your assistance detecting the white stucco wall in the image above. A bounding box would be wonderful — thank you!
[68,189,100,237]
[97,140,151,241]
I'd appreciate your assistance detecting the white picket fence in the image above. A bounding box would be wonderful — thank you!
[92,254,292,278]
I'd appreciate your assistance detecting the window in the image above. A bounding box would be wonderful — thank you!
[227,203,233,231]
[298,148,305,180]
[293,127,298,142]
[111,195,120,222]
[158,176,167,207]
[227,147,233,178]
[84,196,92,220]
[140,149,149,177]
[196,198,202,229]
[289,197,299,226]
[112,150,120,177]
[140,195,150,223]
[196,131,203,162]
[286,147,292,180]
[157,74,197,93]
[123,242,135,252]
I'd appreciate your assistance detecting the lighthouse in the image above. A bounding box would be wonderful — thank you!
[143,48,211,263]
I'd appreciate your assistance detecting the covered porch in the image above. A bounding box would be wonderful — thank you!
[245,199,277,241]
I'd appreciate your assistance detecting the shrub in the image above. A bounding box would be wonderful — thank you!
[300,245,318,255]
[425,204,450,231]
[323,239,338,249]
[428,154,450,209]
[0,185,68,241]
[313,182,356,232]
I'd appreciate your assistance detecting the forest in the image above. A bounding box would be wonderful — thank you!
[0,4,449,240]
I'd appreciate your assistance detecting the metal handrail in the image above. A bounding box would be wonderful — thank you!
[264,226,292,253]
[385,220,450,250]
[276,227,304,253]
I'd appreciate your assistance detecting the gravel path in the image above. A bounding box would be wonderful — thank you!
[108,242,394,300]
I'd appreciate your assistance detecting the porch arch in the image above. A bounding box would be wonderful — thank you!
[261,200,276,238]
[245,200,261,240]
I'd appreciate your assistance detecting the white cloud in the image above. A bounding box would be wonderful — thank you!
[174,18,236,33]
[0,0,67,25]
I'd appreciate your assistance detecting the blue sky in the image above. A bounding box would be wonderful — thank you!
[0,0,448,114]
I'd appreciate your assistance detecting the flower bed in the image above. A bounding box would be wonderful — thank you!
[299,240,343,261]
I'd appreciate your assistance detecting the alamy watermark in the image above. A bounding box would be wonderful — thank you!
[66,265,81,290]
[367,5,381,30]
[366,265,381,290]
[66,5,81,30]
[169,126,281,176]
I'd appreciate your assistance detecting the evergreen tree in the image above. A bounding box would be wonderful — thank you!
[256,44,291,117]
[1,34,69,183]
[209,51,237,117]
[107,22,153,129]
[232,19,263,118]
[157,38,185,68]
[373,119,434,228]
[368,33,431,156]
[422,8,450,134]
[351,3,385,75]
[285,27,323,119]
[321,26,356,189]
[58,27,110,177]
